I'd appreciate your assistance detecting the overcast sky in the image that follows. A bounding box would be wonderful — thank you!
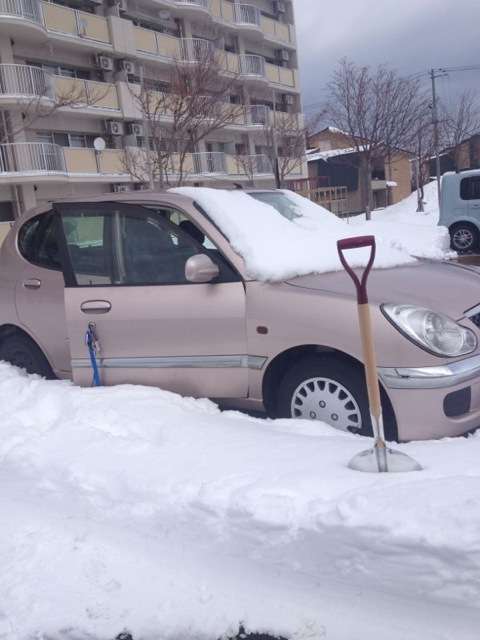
[294,0,480,116]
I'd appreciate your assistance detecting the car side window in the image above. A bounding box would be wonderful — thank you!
[58,203,236,287]
[18,214,62,271]
[460,177,480,201]
[62,213,113,286]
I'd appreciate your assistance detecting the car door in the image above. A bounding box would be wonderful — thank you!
[56,201,249,398]
[15,212,70,374]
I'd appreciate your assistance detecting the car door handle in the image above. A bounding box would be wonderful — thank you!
[23,278,41,290]
[80,300,112,314]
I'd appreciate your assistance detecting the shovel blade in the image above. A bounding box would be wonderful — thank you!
[348,447,422,473]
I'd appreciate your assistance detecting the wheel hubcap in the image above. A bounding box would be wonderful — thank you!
[291,377,362,433]
[453,228,474,250]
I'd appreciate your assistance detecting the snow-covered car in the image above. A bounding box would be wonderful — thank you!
[0,189,480,442]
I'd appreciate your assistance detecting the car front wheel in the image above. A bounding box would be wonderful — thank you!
[275,355,397,440]
[0,334,55,379]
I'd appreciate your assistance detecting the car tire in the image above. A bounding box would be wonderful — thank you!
[0,333,55,379]
[275,355,397,440]
[450,222,479,253]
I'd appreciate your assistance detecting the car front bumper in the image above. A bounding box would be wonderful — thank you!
[379,354,480,441]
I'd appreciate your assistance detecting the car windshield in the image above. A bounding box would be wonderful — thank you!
[248,191,301,221]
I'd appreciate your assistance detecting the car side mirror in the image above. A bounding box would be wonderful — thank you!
[185,253,220,284]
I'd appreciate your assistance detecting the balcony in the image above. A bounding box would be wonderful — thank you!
[41,1,111,48]
[53,77,120,113]
[174,0,210,17]
[0,0,45,38]
[191,151,226,175]
[265,62,297,88]
[239,54,266,81]
[232,4,262,38]
[210,0,294,46]
[260,15,293,46]
[179,37,214,62]
[227,154,272,176]
[0,64,52,103]
[0,142,128,182]
[135,30,216,64]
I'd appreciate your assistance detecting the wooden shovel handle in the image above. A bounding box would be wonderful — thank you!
[358,303,383,424]
[337,236,376,304]
[337,235,384,439]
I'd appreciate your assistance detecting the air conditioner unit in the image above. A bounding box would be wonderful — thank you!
[274,1,286,13]
[282,93,295,105]
[276,49,290,62]
[126,122,144,136]
[105,120,125,136]
[112,184,129,193]
[96,55,114,71]
[119,59,136,75]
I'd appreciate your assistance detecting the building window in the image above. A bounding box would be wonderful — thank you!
[35,132,103,148]
[28,61,91,80]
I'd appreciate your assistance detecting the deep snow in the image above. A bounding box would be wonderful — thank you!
[1,363,480,640]
[172,184,451,281]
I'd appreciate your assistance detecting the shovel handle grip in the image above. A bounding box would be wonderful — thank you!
[337,236,376,304]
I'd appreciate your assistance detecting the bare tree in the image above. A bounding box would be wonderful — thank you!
[234,110,306,188]
[123,43,244,188]
[441,89,480,171]
[264,111,306,187]
[323,59,422,219]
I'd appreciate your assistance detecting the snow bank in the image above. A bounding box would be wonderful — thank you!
[348,181,448,262]
[172,187,451,282]
[1,364,480,640]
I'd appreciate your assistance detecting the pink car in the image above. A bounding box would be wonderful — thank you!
[1,190,480,442]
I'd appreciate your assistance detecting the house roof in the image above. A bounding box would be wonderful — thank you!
[306,146,361,162]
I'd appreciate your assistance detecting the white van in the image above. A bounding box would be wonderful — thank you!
[440,170,480,252]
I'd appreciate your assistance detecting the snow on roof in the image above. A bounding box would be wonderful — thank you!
[171,187,451,281]
[307,146,357,162]
[2,362,480,639]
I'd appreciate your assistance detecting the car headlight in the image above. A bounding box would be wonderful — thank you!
[382,304,477,357]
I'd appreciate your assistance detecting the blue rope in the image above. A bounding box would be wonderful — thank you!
[85,324,101,387]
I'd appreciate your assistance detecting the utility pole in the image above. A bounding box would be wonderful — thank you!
[430,68,447,206]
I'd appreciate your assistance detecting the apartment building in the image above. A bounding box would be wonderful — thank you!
[0,0,305,220]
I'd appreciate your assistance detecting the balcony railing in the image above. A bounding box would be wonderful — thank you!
[239,54,265,77]
[175,0,209,8]
[0,0,42,23]
[233,3,261,26]
[180,37,214,62]
[0,142,66,174]
[248,104,268,125]
[54,76,120,111]
[0,64,51,98]
[192,151,226,175]
[41,1,111,44]
[0,143,128,176]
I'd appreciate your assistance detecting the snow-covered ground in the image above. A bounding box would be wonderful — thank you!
[1,363,480,640]
[173,185,451,281]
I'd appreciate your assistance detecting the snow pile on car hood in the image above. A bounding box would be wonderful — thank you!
[1,364,480,640]
[172,187,451,281]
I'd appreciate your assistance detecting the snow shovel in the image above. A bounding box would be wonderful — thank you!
[337,236,422,474]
